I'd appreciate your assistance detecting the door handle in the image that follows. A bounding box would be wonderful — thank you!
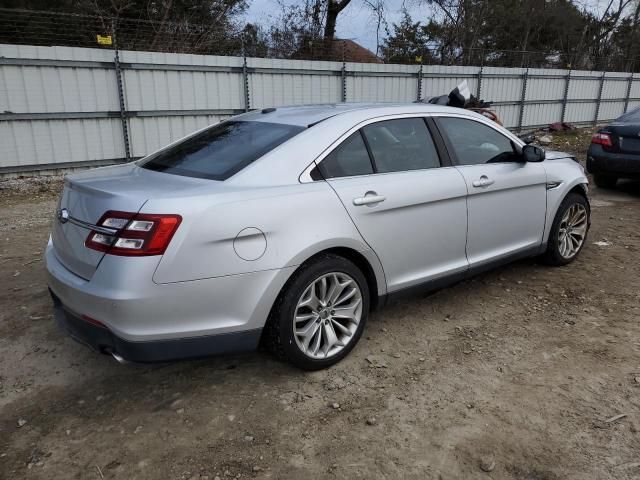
[472,175,495,188]
[353,192,386,206]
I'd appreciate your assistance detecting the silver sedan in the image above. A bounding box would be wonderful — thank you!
[46,103,590,369]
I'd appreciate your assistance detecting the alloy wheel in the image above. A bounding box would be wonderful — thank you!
[293,272,363,360]
[558,203,588,259]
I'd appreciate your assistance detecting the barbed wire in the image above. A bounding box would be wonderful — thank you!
[0,7,638,71]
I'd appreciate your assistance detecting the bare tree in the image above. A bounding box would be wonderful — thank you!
[588,0,633,68]
[324,0,352,39]
[363,0,386,56]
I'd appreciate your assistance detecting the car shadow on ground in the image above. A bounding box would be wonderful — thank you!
[601,179,640,198]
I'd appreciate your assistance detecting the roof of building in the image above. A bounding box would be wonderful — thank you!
[293,39,383,64]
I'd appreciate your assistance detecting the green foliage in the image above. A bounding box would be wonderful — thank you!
[382,0,640,70]
[380,11,434,64]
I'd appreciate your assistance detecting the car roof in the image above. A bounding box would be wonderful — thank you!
[229,103,515,186]
[238,103,479,127]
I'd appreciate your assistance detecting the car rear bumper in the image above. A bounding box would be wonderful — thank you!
[45,239,295,362]
[50,289,261,362]
[587,146,640,178]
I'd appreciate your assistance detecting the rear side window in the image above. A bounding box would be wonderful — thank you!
[436,117,519,165]
[362,118,440,173]
[139,121,304,180]
[317,118,441,179]
[318,132,374,179]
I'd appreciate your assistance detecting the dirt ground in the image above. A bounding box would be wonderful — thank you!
[1,128,640,480]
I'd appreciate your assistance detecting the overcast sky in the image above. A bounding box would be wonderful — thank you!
[244,0,617,53]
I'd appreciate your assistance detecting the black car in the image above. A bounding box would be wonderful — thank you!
[587,108,640,188]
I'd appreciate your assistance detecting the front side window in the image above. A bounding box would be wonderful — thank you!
[362,118,440,173]
[437,117,520,165]
[318,132,374,179]
[139,121,305,180]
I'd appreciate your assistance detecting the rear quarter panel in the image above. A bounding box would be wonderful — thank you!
[146,181,385,293]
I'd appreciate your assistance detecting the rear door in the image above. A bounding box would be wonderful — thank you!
[318,117,469,293]
[434,116,547,268]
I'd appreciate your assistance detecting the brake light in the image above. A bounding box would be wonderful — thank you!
[85,211,182,256]
[591,132,613,148]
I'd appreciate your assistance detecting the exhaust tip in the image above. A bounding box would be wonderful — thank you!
[110,351,128,364]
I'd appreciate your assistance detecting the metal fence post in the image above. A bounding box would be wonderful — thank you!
[624,71,634,113]
[517,68,529,132]
[341,41,347,102]
[560,69,571,124]
[111,20,131,162]
[241,37,250,112]
[476,49,484,99]
[594,72,605,125]
[416,64,423,101]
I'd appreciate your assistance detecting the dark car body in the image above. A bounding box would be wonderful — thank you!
[587,108,640,187]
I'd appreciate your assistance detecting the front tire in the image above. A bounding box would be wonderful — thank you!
[264,254,369,370]
[593,174,617,189]
[541,192,590,266]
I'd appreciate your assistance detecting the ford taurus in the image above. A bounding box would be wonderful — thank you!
[46,104,590,369]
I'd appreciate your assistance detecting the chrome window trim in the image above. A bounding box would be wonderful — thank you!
[299,112,451,183]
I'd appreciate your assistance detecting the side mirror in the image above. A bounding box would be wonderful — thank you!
[519,133,535,144]
[522,144,545,162]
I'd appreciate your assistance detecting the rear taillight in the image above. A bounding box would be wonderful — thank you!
[591,132,613,148]
[85,211,182,256]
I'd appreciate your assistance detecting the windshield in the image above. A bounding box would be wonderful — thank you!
[139,120,305,180]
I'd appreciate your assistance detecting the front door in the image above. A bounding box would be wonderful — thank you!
[434,116,547,268]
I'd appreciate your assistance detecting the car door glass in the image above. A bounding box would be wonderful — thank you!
[362,118,440,173]
[438,117,520,165]
[318,132,374,179]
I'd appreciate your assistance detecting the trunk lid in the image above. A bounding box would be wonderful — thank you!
[51,163,213,279]
[606,123,640,154]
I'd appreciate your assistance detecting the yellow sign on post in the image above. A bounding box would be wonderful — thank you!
[96,35,112,46]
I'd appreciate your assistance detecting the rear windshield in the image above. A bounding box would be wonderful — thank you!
[139,120,305,180]
[615,107,640,123]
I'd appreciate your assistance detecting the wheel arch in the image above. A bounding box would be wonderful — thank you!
[270,245,385,317]
[543,179,589,244]
[259,244,385,358]
[540,183,591,265]
[568,182,589,201]
[315,247,382,310]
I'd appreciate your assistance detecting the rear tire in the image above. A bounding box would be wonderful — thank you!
[593,174,617,189]
[264,254,369,370]
[541,192,590,266]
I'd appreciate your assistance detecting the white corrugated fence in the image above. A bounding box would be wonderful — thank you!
[1,43,639,174]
